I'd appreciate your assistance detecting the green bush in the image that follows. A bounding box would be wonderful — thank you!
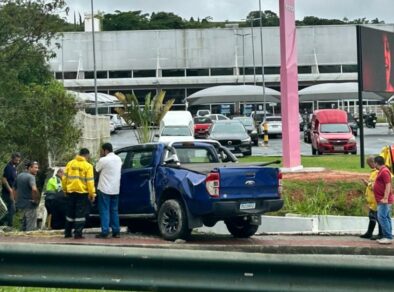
[273,180,367,216]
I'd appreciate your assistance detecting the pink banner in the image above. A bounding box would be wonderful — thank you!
[279,0,301,168]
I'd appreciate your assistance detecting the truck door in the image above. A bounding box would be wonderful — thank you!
[117,148,155,215]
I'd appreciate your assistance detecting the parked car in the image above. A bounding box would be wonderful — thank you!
[193,116,212,138]
[157,111,194,143]
[196,109,211,117]
[208,114,230,121]
[232,116,259,146]
[109,120,116,134]
[207,120,252,156]
[259,116,282,137]
[105,114,123,130]
[310,109,357,155]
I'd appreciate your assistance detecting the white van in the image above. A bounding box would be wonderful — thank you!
[158,111,195,143]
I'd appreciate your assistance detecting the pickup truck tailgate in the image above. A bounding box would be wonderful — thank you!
[218,166,279,199]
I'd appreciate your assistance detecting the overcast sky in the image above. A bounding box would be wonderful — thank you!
[64,0,394,24]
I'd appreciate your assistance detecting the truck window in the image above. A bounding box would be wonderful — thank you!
[122,150,153,169]
[176,147,218,163]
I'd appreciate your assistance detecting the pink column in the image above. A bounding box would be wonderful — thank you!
[279,0,301,168]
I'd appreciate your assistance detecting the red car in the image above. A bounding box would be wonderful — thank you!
[194,116,212,138]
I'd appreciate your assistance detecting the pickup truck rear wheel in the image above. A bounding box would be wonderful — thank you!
[158,199,191,241]
[225,217,259,238]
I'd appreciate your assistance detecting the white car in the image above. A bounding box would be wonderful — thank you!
[109,120,116,133]
[208,114,230,121]
[260,116,282,136]
[105,114,123,130]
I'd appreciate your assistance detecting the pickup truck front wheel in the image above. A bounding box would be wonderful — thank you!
[225,217,259,238]
[158,199,191,241]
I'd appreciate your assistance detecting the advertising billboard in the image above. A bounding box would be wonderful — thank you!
[360,26,394,93]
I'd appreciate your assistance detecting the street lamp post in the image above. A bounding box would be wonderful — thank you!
[258,0,267,120]
[90,0,98,116]
[235,32,251,85]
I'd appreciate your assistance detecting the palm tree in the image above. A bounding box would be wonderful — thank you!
[115,90,175,143]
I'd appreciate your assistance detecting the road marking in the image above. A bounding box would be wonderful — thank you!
[378,138,394,144]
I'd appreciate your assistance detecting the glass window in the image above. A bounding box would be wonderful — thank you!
[123,150,153,169]
[176,148,217,163]
[162,69,185,77]
[320,124,350,133]
[109,70,131,78]
[318,65,341,73]
[212,123,245,134]
[133,70,156,78]
[186,69,209,76]
[211,68,234,76]
[161,126,192,136]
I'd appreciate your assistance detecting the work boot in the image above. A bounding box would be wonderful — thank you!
[360,220,376,239]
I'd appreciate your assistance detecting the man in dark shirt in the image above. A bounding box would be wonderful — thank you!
[14,161,40,231]
[0,152,21,227]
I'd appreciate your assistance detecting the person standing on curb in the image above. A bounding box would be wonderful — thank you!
[14,161,40,231]
[95,143,122,239]
[360,156,382,240]
[62,148,96,239]
[45,168,66,229]
[0,152,21,228]
[373,156,394,245]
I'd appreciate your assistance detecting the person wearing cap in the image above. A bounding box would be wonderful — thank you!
[62,148,96,239]
[14,160,40,231]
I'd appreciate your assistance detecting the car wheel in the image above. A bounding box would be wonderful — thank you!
[225,217,259,238]
[352,150,357,155]
[253,139,258,146]
[317,150,323,155]
[158,199,191,241]
[243,149,252,156]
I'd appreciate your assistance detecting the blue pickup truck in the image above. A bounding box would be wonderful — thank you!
[110,142,283,240]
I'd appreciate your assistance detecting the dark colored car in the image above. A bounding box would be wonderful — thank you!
[232,116,259,146]
[207,120,252,156]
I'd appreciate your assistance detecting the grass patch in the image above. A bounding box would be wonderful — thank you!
[271,179,367,217]
[240,155,370,173]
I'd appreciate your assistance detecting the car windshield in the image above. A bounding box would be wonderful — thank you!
[320,124,350,133]
[194,117,212,124]
[161,126,192,136]
[234,118,253,126]
[211,123,245,134]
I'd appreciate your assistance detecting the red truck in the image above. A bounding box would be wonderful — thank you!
[310,109,357,155]
[194,116,212,138]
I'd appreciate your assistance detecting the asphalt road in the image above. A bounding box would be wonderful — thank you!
[111,125,394,156]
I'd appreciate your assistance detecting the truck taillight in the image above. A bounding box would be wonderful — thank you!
[277,171,283,196]
[206,172,220,198]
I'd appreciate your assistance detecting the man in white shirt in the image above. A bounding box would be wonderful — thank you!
[95,143,122,238]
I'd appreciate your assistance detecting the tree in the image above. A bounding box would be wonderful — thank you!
[115,91,175,143]
[102,10,149,31]
[149,12,185,29]
[0,0,81,188]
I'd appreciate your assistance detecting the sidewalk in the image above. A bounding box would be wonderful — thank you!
[1,230,393,256]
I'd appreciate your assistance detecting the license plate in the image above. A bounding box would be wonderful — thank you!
[227,147,235,151]
[334,146,343,151]
[240,202,256,210]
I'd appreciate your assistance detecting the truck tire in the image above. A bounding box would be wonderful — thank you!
[158,199,191,241]
[225,217,259,238]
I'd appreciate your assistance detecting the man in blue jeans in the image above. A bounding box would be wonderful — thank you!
[373,156,393,244]
[95,143,122,238]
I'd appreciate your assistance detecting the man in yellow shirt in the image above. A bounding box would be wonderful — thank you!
[62,148,96,239]
[360,157,382,239]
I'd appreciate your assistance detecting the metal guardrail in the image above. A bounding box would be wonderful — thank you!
[1,243,394,291]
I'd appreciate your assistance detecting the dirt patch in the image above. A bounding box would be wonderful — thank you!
[284,170,369,182]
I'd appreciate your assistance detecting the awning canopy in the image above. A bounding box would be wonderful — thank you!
[68,91,119,104]
[299,82,386,102]
[185,85,280,106]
